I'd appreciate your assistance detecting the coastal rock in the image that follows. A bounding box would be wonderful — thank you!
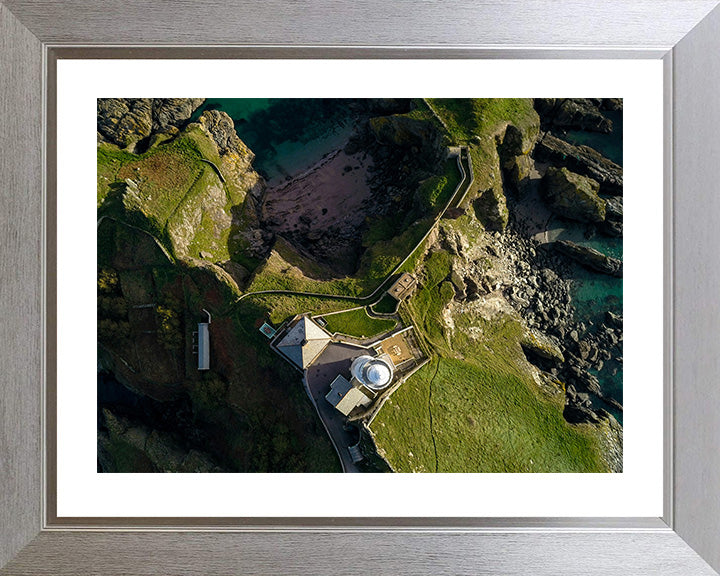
[194,110,265,202]
[601,196,623,237]
[534,133,623,195]
[542,166,606,223]
[499,121,540,191]
[500,121,540,157]
[535,98,613,133]
[152,98,206,132]
[605,311,623,329]
[97,98,153,148]
[473,182,509,232]
[99,408,224,473]
[369,114,445,165]
[97,98,205,149]
[504,153,535,191]
[520,328,565,366]
[601,98,623,112]
[554,240,623,277]
[564,402,601,424]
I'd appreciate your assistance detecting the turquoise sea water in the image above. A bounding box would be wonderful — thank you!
[193,98,356,186]
[199,98,624,410]
[556,116,624,413]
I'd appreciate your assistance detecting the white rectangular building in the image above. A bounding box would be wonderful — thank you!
[198,322,210,370]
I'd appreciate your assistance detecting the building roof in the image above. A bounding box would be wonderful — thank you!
[276,316,332,369]
[198,323,210,371]
[387,273,417,301]
[325,374,372,416]
[350,354,395,391]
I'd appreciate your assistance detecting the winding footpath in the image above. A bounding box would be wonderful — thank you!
[234,147,472,308]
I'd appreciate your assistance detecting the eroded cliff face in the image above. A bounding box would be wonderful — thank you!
[97,98,206,150]
[423,219,623,472]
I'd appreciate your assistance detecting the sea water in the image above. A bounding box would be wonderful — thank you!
[557,114,624,416]
[196,98,625,414]
[192,98,356,186]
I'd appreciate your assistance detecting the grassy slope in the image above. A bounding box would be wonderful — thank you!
[369,106,609,472]
[323,308,397,339]
[371,241,605,472]
[426,98,537,195]
[98,126,246,261]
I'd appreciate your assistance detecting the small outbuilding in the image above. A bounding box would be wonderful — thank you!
[197,309,212,371]
[325,374,372,417]
[387,273,417,302]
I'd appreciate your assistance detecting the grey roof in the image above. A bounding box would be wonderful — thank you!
[325,374,372,416]
[276,316,331,369]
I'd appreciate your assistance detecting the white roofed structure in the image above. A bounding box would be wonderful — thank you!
[350,353,395,391]
[325,374,372,416]
[198,323,210,371]
[275,316,332,370]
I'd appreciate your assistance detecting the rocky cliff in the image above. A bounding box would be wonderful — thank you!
[97,98,205,150]
[535,133,623,196]
[542,166,606,223]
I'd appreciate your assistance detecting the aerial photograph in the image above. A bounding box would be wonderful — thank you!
[97,98,623,473]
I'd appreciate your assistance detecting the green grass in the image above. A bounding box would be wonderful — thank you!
[416,157,462,213]
[426,98,536,144]
[402,250,454,349]
[371,355,604,473]
[322,307,397,339]
[249,294,361,325]
[370,241,608,473]
[372,293,399,314]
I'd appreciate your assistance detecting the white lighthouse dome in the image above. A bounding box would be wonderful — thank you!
[366,363,391,387]
[350,354,394,391]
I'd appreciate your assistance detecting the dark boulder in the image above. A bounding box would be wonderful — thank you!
[542,166,606,223]
[535,98,613,133]
[554,240,622,277]
[534,133,623,196]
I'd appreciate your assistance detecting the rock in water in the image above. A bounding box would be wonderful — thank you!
[534,133,623,196]
[535,98,613,133]
[542,166,606,223]
[554,240,622,277]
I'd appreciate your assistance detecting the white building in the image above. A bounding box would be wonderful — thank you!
[275,316,332,370]
[325,374,372,416]
[350,353,395,391]
[197,309,212,371]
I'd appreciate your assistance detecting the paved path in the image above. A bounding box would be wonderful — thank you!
[235,146,472,308]
[304,342,366,473]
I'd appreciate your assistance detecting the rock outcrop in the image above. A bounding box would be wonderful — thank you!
[194,110,265,202]
[521,327,565,366]
[499,122,540,191]
[534,133,623,196]
[98,409,224,472]
[554,240,622,277]
[602,196,623,237]
[542,166,606,223]
[97,98,205,149]
[369,114,446,166]
[534,98,613,133]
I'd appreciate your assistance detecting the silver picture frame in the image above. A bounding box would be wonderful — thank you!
[2,1,720,574]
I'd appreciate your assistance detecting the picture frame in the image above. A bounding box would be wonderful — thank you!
[1,1,719,574]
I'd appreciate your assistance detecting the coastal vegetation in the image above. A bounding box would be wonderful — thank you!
[322,308,397,339]
[97,97,623,474]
